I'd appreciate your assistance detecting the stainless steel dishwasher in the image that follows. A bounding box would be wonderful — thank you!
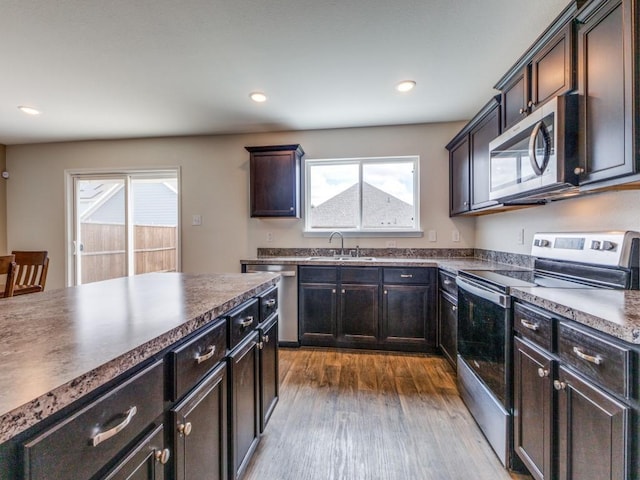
[244,264,298,346]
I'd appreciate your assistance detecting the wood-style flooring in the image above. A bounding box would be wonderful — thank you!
[243,347,531,480]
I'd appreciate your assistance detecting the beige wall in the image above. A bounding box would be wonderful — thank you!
[0,144,6,254]
[6,122,474,290]
[475,189,640,253]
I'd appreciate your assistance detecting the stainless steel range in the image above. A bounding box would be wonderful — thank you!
[455,231,640,469]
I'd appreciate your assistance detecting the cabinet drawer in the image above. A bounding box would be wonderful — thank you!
[228,299,260,349]
[438,270,457,297]
[299,266,337,283]
[23,360,164,480]
[258,286,278,322]
[168,317,227,401]
[514,302,554,351]
[558,322,631,398]
[341,267,380,284]
[384,267,434,285]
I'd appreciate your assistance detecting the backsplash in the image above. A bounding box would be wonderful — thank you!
[257,247,533,268]
[257,247,475,258]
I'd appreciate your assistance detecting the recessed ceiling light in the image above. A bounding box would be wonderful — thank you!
[249,92,267,103]
[396,81,416,93]
[17,105,42,115]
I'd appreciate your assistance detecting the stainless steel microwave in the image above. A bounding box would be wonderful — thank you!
[488,94,579,203]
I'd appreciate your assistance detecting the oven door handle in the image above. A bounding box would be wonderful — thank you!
[456,277,510,308]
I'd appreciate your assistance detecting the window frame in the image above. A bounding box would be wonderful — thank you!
[303,155,421,236]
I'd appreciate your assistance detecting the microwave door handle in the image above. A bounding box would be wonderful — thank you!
[528,120,551,176]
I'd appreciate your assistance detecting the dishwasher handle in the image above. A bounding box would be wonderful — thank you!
[245,265,296,277]
[456,276,510,308]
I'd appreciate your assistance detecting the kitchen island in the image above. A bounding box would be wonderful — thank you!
[0,272,278,458]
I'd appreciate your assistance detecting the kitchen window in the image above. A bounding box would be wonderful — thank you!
[304,156,420,234]
[65,168,180,286]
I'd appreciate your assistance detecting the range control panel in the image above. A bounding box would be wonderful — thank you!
[531,231,640,267]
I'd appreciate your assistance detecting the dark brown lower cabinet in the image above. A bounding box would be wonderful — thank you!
[382,284,434,351]
[103,425,167,480]
[513,337,553,480]
[339,283,379,346]
[228,331,261,480]
[556,365,629,480]
[298,282,337,346]
[259,315,279,432]
[438,291,458,369]
[170,362,227,480]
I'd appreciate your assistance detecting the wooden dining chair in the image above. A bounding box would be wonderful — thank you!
[11,250,49,296]
[0,255,17,298]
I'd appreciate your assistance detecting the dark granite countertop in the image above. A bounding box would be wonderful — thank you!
[0,272,279,444]
[511,287,640,345]
[240,256,521,274]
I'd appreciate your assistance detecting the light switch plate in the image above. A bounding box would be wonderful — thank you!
[452,230,460,242]
[428,230,437,242]
[192,214,202,226]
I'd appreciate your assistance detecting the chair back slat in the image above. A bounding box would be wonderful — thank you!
[10,251,49,295]
[0,255,17,298]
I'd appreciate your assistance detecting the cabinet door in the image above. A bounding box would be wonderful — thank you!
[338,283,379,346]
[259,317,279,432]
[501,68,529,130]
[556,365,629,480]
[228,333,261,480]
[531,22,574,109]
[170,363,227,480]
[513,337,553,480]
[449,137,470,216]
[248,146,302,217]
[576,0,635,185]
[299,283,337,346]
[103,425,167,480]
[382,284,436,351]
[438,292,457,369]
[470,103,500,210]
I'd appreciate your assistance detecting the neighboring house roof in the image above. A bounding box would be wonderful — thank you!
[310,182,414,228]
[81,182,178,226]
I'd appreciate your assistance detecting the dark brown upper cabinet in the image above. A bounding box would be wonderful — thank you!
[495,3,581,131]
[575,0,639,187]
[246,144,304,218]
[446,96,501,216]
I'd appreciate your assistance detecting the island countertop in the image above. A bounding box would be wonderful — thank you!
[0,272,279,444]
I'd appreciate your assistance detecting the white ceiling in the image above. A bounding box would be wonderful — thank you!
[0,0,570,145]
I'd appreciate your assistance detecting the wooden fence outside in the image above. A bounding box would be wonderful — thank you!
[81,223,177,284]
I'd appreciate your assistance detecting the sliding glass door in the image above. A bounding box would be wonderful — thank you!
[71,170,179,285]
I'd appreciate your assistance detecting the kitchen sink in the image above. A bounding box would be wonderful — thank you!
[305,256,376,261]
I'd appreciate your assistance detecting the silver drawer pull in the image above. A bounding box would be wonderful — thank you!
[520,319,539,331]
[443,279,452,285]
[537,368,549,378]
[264,334,270,343]
[91,406,137,447]
[400,274,413,278]
[553,380,566,391]
[452,305,457,312]
[178,421,192,436]
[196,345,216,364]
[265,299,276,307]
[155,448,171,465]
[240,316,254,328]
[573,347,603,365]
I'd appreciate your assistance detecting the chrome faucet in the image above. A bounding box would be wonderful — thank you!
[329,231,344,256]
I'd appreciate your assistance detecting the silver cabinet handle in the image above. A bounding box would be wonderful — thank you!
[265,299,276,307]
[178,422,192,437]
[443,279,452,285]
[553,380,566,391]
[264,334,270,343]
[155,448,171,464]
[520,319,539,331]
[400,274,413,278]
[341,289,346,294]
[195,345,216,364]
[537,368,549,378]
[91,406,137,447]
[384,290,388,295]
[451,305,457,312]
[573,347,603,365]
[574,166,585,175]
[332,289,336,294]
[240,316,254,328]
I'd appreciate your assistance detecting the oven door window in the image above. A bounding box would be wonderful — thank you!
[457,287,508,406]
